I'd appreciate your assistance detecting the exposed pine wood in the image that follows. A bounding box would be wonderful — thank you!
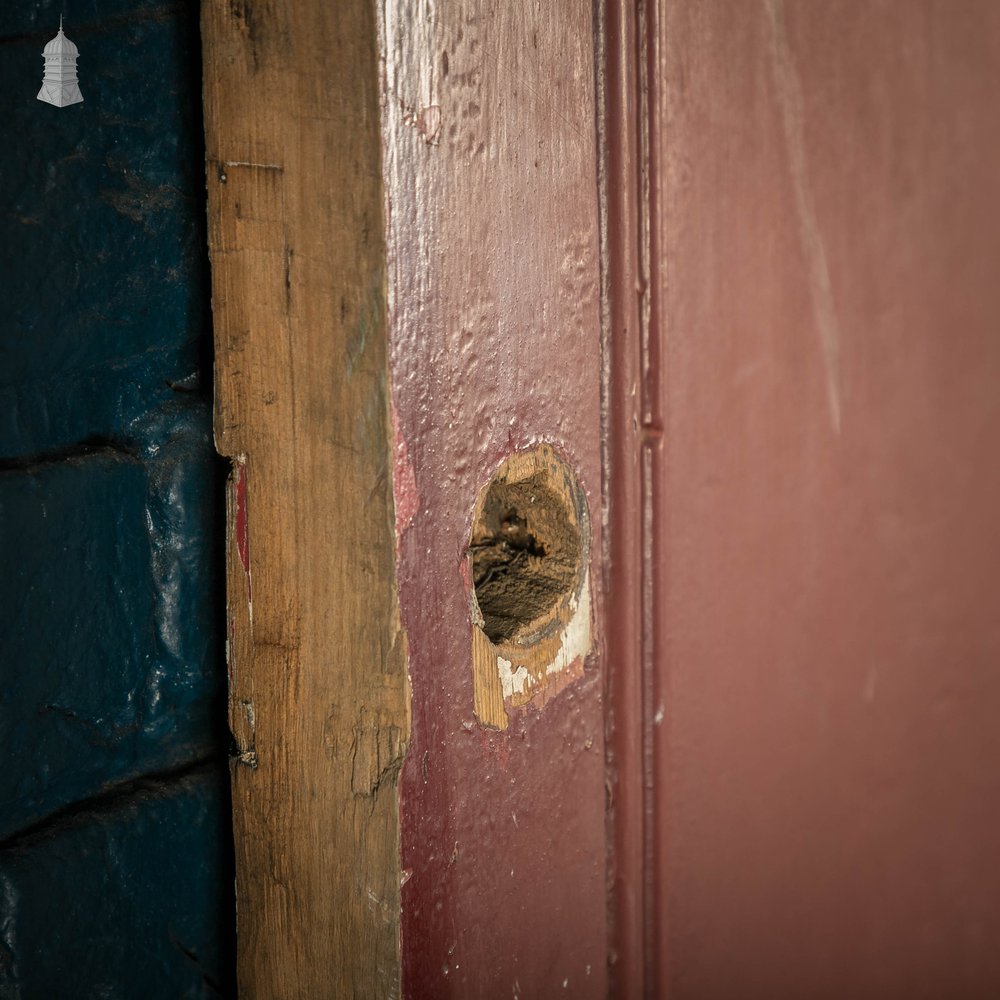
[469,445,593,731]
[201,2,407,996]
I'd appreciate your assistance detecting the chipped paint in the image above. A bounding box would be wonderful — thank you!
[469,446,593,730]
[416,105,442,144]
[234,698,257,769]
[221,159,284,171]
[490,565,592,721]
[226,616,236,682]
[544,569,591,677]
[391,407,419,545]
[1,874,20,989]
[497,657,534,699]
[234,455,251,581]
[381,0,610,985]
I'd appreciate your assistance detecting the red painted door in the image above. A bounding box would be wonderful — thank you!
[206,2,1000,996]
[606,2,1000,997]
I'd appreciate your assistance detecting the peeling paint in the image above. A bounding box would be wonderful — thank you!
[391,407,419,545]
[544,570,591,677]
[416,105,442,144]
[497,657,534,699]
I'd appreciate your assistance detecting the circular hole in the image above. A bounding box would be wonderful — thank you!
[470,455,584,644]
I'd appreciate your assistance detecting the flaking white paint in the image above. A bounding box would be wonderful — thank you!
[546,569,591,676]
[498,656,533,699]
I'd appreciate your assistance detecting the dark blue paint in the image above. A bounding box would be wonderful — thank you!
[0,4,211,457]
[0,768,235,999]
[0,0,233,993]
[0,402,223,840]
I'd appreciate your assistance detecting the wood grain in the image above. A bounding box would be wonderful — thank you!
[201,2,407,996]
[469,445,593,731]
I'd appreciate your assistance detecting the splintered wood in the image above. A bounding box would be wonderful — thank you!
[201,2,408,996]
[470,445,592,730]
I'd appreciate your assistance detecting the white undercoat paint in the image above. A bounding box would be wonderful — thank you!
[546,569,591,677]
[493,568,593,709]
[498,656,534,699]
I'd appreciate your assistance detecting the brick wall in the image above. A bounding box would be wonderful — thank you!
[0,2,234,995]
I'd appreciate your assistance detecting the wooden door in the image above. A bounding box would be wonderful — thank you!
[203,1,1000,996]
[203,1,607,996]
[606,1,1000,997]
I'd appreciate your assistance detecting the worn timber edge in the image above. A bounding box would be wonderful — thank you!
[201,2,409,997]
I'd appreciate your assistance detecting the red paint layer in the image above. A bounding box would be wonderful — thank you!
[641,2,1000,996]
[383,2,608,995]
[602,1,647,994]
[391,405,419,547]
[234,457,251,604]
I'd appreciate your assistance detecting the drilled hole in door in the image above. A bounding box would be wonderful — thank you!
[470,455,583,644]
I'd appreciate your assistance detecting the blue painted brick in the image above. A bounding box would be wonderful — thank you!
[0,4,210,457]
[0,0,172,39]
[0,768,235,998]
[0,401,223,839]
[0,0,232,981]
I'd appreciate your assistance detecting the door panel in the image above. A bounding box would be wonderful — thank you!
[610,2,1000,996]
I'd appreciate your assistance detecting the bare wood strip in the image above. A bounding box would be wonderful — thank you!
[201,2,408,996]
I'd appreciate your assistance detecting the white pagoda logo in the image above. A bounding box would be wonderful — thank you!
[37,18,83,108]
